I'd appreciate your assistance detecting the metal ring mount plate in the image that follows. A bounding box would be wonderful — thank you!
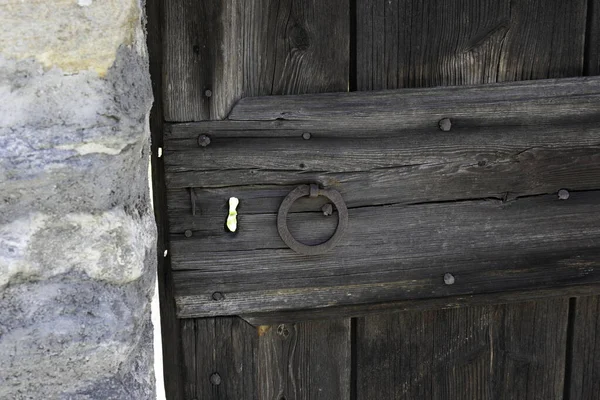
[277,185,349,255]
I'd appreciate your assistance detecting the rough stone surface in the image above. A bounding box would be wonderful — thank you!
[0,0,157,398]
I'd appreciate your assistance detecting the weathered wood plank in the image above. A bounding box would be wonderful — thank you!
[568,295,600,399]
[356,299,568,399]
[356,0,586,91]
[181,317,258,400]
[171,191,600,317]
[164,1,352,399]
[162,0,349,121]
[240,284,600,325]
[565,5,600,399]
[169,190,600,255]
[354,1,588,399]
[220,76,600,125]
[586,0,600,76]
[257,319,351,399]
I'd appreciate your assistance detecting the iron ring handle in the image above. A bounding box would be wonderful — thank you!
[277,184,349,255]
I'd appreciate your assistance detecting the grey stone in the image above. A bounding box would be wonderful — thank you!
[0,274,155,399]
[0,4,157,397]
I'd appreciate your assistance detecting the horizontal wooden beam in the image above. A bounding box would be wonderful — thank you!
[240,284,600,325]
[164,76,600,317]
[172,191,600,316]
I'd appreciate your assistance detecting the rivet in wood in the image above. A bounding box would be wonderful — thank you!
[444,273,455,285]
[210,373,221,386]
[212,292,224,301]
[184,230,193,238]
[198,134,211,147]
[205,89,213,98]
[302,132,312,140]
[558,189,570,200]
[322,203,333,216]
[438,118,452,132]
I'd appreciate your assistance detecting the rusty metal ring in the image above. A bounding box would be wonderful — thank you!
[277,184,348,255]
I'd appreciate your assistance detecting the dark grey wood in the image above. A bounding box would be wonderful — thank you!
[223,77,600,125]
[353,1,589,399]
[257,319,351,399]
[566,6,600,399]
[568,295,600,399]
[241,284,600,325]
[146,0,186,398]
[587,0,600,76]
[162,0,349,121]
[180,317,258,400]
[172,191,600,317]
[163,1,353,399]
[356,0,586,91]
[356,299,568,399]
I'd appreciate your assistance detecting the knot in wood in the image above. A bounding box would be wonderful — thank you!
[289,24,310,51]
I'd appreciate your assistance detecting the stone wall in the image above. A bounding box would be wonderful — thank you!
[0,1,157,398]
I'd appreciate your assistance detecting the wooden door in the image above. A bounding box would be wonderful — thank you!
[147,0,600,398]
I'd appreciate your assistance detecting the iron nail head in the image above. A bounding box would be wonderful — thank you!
[212,292,225,301]
[184,230,193,238]
[444,273,455,285]
[198,134,211,147]
[302,132,312,140]
[439,118,452,132]
[558,189,570,200]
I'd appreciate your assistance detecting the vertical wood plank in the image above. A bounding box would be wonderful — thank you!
[567,3,600,397]
[147,0,186,398]
[247,1,352,398]
[186,317,258,400]
[568,296,600,399]
[355,0,588,398]
[585,0,600,75]
[169,0,351,398]
[180,319,197,399]
[356,0,586,90]
[163,0,349,121]
[258,320,351,400]
[357,300,568,400]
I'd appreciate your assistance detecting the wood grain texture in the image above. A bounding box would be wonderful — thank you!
[165,81,600,317]
[162,0,349,121]
[356,299,568,399]
[586,0,600,76]
[356,0,586,90]
[172,191,600,317]
[180,317,258,400]
[257,319,351,400]
[164,1,353,398]
[568,295,600,399]
[354,1,589,399]
[567,5,600,399]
